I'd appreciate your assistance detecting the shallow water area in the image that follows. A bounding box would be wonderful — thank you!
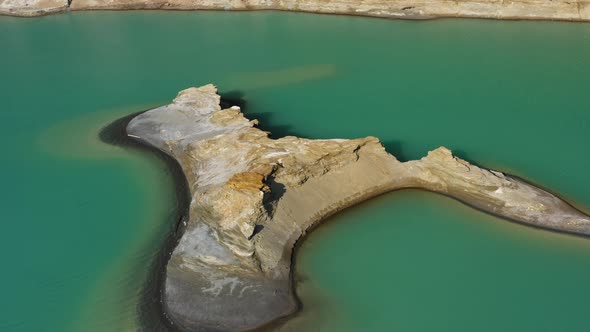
[0,11,589,332]
[287,191,590,332]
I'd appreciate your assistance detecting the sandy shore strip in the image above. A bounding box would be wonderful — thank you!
[1,0,589,21]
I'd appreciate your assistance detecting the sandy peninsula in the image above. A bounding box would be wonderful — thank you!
[125,85,590,331]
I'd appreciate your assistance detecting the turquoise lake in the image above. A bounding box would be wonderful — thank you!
[1,11,589,332]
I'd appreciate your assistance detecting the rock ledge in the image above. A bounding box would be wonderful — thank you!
[2,0,590,21]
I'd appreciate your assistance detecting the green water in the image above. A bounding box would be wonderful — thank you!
[1,11,589,332]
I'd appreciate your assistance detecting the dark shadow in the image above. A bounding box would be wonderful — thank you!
[220,90,298,139]
[249,224,265,240]
[380,139,410,162]
[99,111,189,332]
[261,175,287,218]
[99,111,143,147]
[220,90,248,110]
[380,141,475,165]
[451,149,472,162]
[98,104,590,332]
[266,175,287,198]
[246,111,298,138]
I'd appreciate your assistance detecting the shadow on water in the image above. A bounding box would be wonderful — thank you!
[96,98,296,332]
[380,139,410,162]
[95,102,590,332]
[381,139,475,163]
[220,90,298,138]
[99,111,190,332]
[451,149,472,162]
[95,94,296,332]
[219,90,248,110]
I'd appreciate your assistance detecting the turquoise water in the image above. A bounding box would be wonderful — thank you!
[0,11,589,332]
[288,191,590,332]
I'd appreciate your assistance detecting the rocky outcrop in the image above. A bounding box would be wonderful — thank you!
[126,85,590,332]
[0,0,68,16]
[2,0,590,21]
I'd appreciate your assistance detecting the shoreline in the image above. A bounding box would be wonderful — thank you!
[98,110,188,332]
[124,85,590,331]
[97,102,305,332]
[99,109,590,331]
[2,2,590,22]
